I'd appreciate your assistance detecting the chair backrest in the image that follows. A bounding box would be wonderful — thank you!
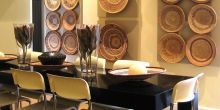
[113,60,150,70]
[11,68,45,91]
[48,74,91,100]
[194,73,204,93]
[31,51,42,62]
[172,77,197,103]
[74,56,106,69]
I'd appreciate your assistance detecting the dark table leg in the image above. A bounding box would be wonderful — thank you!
[1,105,11,110]
[178,93,198,110]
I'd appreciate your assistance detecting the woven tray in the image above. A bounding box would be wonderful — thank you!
[188,4,217,34]
[162,0,182,4]
[186,34,216,67]
[99,24,128,61]
[62,31,78,55]
[159,5,185,32]
[159,33,185,63]
[99,0,128,13]
[61,0,79,10]
[62,10,77,31]
[45,31,62,52]
[46,11,60,31]
[44,0,61,11]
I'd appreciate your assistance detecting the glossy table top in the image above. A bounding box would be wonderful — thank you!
[0,60,191,110]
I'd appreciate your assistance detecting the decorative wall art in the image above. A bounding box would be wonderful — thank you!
[159,5,185,32]
[99,24,128,61]
[188,4,217,34]
[159,0,217,67]
[46,11,61,30]
[159,33,185,63]
[62,31,78,54]
[45,31,62,52]
[186,34,216,67]
[191,0,211,4]
[44,0,80,55]
[99,0,129,13]
[162,0,182,5]
[62,10,77,31]
[44,0,61,11]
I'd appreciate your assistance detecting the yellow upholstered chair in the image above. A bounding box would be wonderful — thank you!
[168,73,204,110]
[48,74,91,110]
[11,68,48,110]
[112,60,150,70]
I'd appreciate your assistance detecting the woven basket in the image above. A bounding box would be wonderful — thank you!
[61,0,79,10]
[188,4,217,34]
[159,33,185,63]
[45,31,62,52]
[99,0,129,13]
[186,34,216,67]
[99,24,128,61]
[46,11,60,31]
[162,0,182,4]
[44,0,61,11]
[159,5,185,32]
[62,31,78,55]
[62,10,77,31]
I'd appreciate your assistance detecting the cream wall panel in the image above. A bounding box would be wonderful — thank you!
[0,0,31,54]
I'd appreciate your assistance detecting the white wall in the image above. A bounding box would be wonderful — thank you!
[83,0,220,109]
[0,0,31,54]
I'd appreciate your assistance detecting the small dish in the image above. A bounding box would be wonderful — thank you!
[107,67,166,81]
[0,54,17,63]
[30,61,73,69]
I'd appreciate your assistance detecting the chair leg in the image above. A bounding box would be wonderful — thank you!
[16,87,20,110]
[191,100,194,110]
[53,93,57,110]
[43,91,47,110]
[170,103,174,110]
[88,100,92,110]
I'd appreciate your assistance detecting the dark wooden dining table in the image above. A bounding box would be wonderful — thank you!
[0,60,197,110]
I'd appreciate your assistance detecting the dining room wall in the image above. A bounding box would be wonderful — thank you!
[0,0,31,54]
[83,0,220,109]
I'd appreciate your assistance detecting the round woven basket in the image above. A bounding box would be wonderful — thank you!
[162,0,182,4]
[62,10,77,31]
[62,31,78,55]
[159,5,185,32]
[159,33,185,63]
[186,34,216,67]
[44,0,61,11]
[46,11,60,31]
[99,24,128,61]
[192,0,211,3]
[61,0,79,10]
[45,31,62,52]
[188,4,217,34]
[99,0,129,13]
